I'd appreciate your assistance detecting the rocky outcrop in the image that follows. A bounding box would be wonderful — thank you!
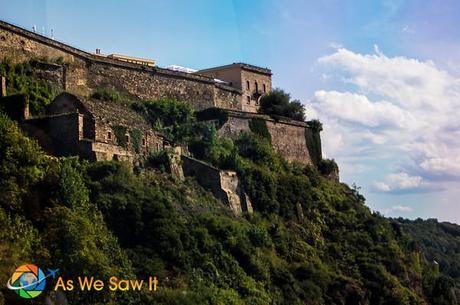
[181,156,253,215]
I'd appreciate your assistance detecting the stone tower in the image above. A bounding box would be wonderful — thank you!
[196,63,272,113]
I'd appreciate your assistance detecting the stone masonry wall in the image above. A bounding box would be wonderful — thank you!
[265,120,311,164]
[216,111,316,165]
[0,21,243,110]
[181,156,252,215]
[214,84,242,110]
[23,112,82,156]
[87,62,216,110]
[240,69,272,113]
[30,61,65,89]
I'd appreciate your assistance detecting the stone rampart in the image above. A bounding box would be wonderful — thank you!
[215,110,319,165]
[0,20,242,110]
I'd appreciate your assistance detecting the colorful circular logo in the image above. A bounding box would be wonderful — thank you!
[7,264,46,299]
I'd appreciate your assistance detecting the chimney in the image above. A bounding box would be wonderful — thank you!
[95,48,101,55]
[1,76,6,97]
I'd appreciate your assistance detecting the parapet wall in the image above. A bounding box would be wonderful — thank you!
[0,20,242,111]
[216,110,320,166]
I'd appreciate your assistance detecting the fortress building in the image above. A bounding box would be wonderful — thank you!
[0,19,335,214]
[0,19,322,167]
[195,63,272,113]
[22,92,162,162]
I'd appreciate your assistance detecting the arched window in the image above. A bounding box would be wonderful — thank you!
[263,84,266,93]
[246,80,250,90]
[255,81,258,93]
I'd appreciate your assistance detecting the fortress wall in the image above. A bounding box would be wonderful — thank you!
[30,62,65,89]
[0,21,243,110]
[265,120,312,165]
[214,84,242,110]
[216,113,251,137]
[217,111,315,165]
[86,62,217,110]
[0,24,90,95]
[0,26,81,64]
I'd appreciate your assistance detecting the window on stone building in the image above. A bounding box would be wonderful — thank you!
[246,80,250,90]
[247,96,251,104]
[255,81,258,93]
[142,138,146,146]
[125,135,130,143]
[263,84,266,93]
[107,131,112,140]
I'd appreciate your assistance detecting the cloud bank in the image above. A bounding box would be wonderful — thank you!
[310,47,460,196]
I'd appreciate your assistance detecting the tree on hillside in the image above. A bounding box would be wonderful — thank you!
[259,88,306,121]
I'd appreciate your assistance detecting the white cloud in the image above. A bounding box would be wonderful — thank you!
[381,205,413,215]
[328,42,343,49]
[401,25,415,34]
[312,46,460,185]
[373,172,422,193]
[313,90,413,128]
[317,47,460,113]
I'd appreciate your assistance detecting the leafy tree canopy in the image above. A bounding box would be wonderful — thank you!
[259,88,306,121]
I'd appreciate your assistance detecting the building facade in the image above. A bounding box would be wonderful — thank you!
[24,92,163,162]
[196,63,272,113]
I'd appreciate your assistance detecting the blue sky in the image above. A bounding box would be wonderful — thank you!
[2,0,460,223]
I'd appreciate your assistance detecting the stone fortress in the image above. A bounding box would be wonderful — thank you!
[0,20,329,214]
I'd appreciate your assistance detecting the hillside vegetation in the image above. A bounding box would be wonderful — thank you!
[1,108,459,305]
[0,65,459,304]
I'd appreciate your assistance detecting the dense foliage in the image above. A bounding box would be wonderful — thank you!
[397,218,460,304]
[1,109,459,305]
[259,88,306,121]
[132,98,199,144]
[1,71,459,304]
[0,60,60,114]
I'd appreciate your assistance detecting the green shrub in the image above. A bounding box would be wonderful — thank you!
[196,107,229,129]
[319,159,338,176]
[0,60,60,114]
[235,132,282,171]
[91,87,133,106]
[145,150,171,171]
[305,122,323,166]
[132,98,195,128]
[130,128,142,153]
[0,113,47,212]
[259,88,305,121]
[249,118,271,142]
[111,124,128,148]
